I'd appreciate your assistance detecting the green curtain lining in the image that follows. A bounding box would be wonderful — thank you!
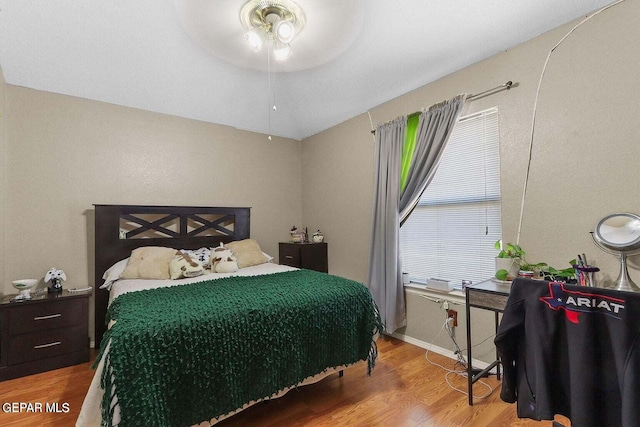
[400,112,420,192]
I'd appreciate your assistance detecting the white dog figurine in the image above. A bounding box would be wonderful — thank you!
[45,267,66,292]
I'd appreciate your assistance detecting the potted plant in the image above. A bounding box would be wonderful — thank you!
[494,240,523,281]
[542,261,577,283]
[495,241,579,283]
[518,261,548,280]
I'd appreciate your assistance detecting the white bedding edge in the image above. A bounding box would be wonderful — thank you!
[77,263,324,427]
[77,343,347,427]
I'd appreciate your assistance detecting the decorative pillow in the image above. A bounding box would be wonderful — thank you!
[214,256,239,273]
[184,247,212,267]
[210,242,236,271]
[100,258,129,290]
[225,239,269,269]
[120,246,177,280]
[170,251,205,280]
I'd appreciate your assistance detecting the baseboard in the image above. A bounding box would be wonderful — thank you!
[389,331,495,372]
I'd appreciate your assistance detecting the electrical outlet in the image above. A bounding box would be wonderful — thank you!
[447,309,458,327]
[443,300,449,310]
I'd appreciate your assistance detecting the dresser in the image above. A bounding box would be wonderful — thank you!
[279,242,328,273]
[0,290,90,381]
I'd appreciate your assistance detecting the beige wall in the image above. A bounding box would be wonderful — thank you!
[0,68,7,294]
[3,87,303,342]
[302,0,640,356]
[301,115,375,281]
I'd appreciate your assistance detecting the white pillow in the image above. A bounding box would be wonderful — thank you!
[100,258,129,290]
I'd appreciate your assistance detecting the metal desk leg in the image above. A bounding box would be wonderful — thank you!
[466,288,474,405]
[495,311,501,380]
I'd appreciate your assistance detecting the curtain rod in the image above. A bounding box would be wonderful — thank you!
[370,80,514,134]
[467,80,513,101]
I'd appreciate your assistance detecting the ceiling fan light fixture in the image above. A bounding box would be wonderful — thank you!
[273,41,292,61]
[274,19,295,44]
[244,28,265,52]
[240,0,305,59]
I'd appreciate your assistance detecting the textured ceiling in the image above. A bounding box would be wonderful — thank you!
[0,0,616,140]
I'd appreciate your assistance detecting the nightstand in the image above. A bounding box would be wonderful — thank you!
[0,290,90,381]
[279,242,328,273]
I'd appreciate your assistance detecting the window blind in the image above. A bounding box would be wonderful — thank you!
[400,107,501,286]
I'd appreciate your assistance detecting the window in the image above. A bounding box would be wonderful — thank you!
[400,108,501,287]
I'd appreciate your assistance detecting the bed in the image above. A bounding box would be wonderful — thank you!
[78,205,382,427]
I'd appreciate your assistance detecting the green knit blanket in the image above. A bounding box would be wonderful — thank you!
[97,269,382,427]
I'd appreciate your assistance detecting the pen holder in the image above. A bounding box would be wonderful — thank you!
[572,265,600,287]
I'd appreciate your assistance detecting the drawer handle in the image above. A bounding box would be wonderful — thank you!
[285,256,294,259]
[34,313,62,321]
[34,341,62,349]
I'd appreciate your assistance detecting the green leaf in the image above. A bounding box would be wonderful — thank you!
[529,262,548,269]
[495,269,509,281]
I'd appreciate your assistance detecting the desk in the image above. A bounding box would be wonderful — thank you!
[465,279,511,405]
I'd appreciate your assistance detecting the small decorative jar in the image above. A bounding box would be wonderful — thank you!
[312,230,324,243]
[290,226,304,243]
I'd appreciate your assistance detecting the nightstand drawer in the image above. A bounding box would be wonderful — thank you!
[7,324,87,365]
[279,244,301,267]
[279,242,328,272]
[1,292,90,381]
[8,299,86,335]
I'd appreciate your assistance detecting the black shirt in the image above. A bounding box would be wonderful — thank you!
[495,278,640,427]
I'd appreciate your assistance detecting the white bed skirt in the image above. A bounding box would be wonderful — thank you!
[76,347,346,427]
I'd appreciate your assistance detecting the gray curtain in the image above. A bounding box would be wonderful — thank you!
[400,94,467,222]
[367,95,466,334]
[368,117,406,334]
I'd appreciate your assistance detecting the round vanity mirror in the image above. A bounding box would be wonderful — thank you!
[592,213,640,292]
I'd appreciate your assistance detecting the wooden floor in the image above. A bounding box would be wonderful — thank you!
[0,336,571,426]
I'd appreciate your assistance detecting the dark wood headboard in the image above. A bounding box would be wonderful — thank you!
[94,205,251,346]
